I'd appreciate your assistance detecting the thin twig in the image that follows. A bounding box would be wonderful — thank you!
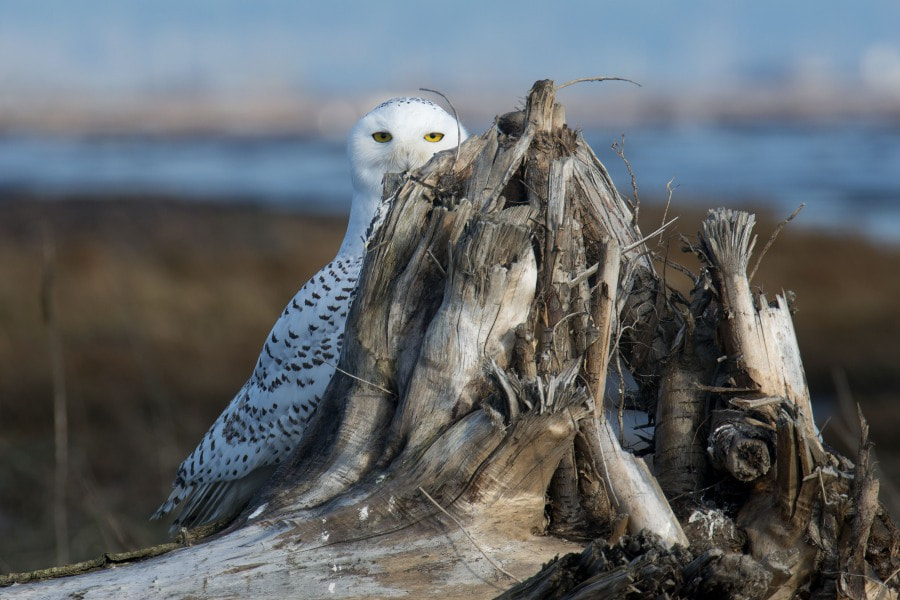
[615,354,626,446]
[652,254,695,281]
[693,383,760,394]
[556,76,642,90]
[408,174,437,191]
[418,486,522,583]
[612,135,640,224]
[884,563,900,585]
[327,362,395,396]
[622,217,679,254]
[551,311,591,347]
[801,468,835,506]
[749,203,804,282]
[426,249,446,276]
[420,88,462,166]
[367,237,396,255]
[568,262,599,287]
[659,178,676,245]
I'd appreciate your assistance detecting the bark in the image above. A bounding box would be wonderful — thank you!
[653,281,717,506]
[840,409,883,600]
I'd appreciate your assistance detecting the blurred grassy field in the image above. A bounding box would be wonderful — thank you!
[0,196,898,573]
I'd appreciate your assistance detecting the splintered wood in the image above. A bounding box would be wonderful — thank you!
[3,81,896,600]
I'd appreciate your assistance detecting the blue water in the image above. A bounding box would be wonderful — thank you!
[1,121,899,242]
[588,121,900,243]
[0,134,353,212]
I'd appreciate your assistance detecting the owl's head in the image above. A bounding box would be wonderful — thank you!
[348,97,467,197]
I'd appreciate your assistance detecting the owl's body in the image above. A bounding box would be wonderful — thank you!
[153,98,467,531]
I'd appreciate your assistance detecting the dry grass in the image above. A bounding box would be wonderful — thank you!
[0,198,344,572]
[0,197,897,573]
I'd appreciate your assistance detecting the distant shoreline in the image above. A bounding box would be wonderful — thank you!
[3,122,898,245]
[3,86,899,137]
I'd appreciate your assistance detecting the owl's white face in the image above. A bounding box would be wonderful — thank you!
[348,97,467,198]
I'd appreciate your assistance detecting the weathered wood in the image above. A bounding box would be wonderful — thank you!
[840,410,883,600]
[387,214,536,455]
[7,339,590,599]
[587,416,689,548]
[681,550,772,600]
[700,210,765,390]
[653,284,716,504]
[497,532,752,600]
[734,414,821,599]
[699,208,824,462]
[536,156,580,376]
[583,239,621,421]
[463,80,558,212]
[261,179,447,512]
[707,409,773,482]
[5,82,897,600]
[699,209,823,596]
[548,445,588,539]
[756,293,825,460]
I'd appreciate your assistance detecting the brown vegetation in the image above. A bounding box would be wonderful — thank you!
[0,187,898,574]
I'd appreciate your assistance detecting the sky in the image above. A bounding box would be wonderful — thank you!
[0,1,899,241]
[1,0,899,101]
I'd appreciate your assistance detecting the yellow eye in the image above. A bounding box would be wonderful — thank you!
[424,132,444,142]
[372,131,392,143]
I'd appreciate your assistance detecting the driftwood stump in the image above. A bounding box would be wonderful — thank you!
[2,80,897,600]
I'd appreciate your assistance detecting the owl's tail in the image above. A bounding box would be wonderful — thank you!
[151,466,276,536]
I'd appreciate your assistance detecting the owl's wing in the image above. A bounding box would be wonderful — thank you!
[152,255,361,532]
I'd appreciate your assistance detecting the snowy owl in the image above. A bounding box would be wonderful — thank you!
[152,98,467,531]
